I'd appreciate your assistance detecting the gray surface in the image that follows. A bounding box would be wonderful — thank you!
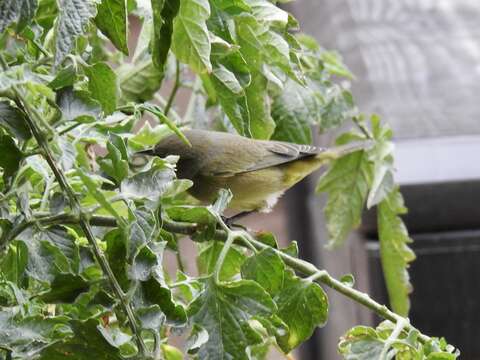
[285,2,480,359]
[289,0,480,139]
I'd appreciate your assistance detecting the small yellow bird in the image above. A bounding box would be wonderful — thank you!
[139,129,368,214]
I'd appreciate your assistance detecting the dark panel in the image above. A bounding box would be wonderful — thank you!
[367,231,480,359]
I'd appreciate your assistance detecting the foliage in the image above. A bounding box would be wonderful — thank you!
[0,0,457,359]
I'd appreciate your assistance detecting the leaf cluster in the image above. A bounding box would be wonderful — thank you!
[0,0,457,359]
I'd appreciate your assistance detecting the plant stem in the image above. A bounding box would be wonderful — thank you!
[0,57,149,356]
[164,60,181,116]
[11,211,431,344]
[352,116,373,139]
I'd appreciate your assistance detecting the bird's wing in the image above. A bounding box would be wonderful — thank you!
[208,140,323,176]
[242,141,322,172]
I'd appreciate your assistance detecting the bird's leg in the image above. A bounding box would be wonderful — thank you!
[224,211,255,227]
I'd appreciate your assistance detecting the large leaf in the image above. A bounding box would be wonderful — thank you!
[16,226,79,283]
[98,134,129,184]
[84,62,118,115]
[54,0,97,66]
[197,241,246,281]
[188,278,276,359]
[276,273,328,351]
[316,132,372,247]
[245,72,275,139]
[0,101,31,141]
[77,168,125,225]
[0,241,29,288]
[271,79,321,144]
[172,0,212,73]
[209,66,251,136]
[0,311,70,359]
[0,0,38,33]
[0,135,23,180]
[241,248,284,296]
[56,87,101,123]
[120,158,176,202]
[378,188,415,316]
[94,0,128,55]
[151,0,180,70]
[40,273,89,303]
[338,326,387,360]
[366,115,395,208]
[235,14,299,82]
[118,60,164,103]
[338,323,459,360]
[40,319,124,359]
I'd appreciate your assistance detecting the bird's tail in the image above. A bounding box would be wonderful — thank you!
[315,140,373,161]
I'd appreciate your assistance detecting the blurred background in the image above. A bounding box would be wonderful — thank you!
[240,0,480,359]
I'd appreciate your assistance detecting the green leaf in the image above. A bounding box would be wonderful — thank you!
[48,65,77,90]
[118,60,164,103]
[338,326,385,359]
[56,87,101,123]
[276,273,328,351]
[211,0,250,13]
[245,71,275,139]
[241,248,284,296]
[84,62,118,115]
[188,278,276,359]
[172,0,212,73]
[166,206,215,225]
[321,50,354,79]
[140,277,187,326]
[128,122,172,150]
[235,14,300,82]
[316,132,372,247]
[54,0,97,66]
[209,66,252,136]
[1,241,29,288]
[319,86,356,131]
[40,273,89,303]
[161,344,184,360]
[77,168,125,225]
[94,0,129,55]
[248,0,289,28]
[105,229,129,291]
[121,158,176,202]
[0,101,31,141]
[378,188,415,316]
[16,226,78,283]
[138,103,190,146]
[98,134,129,183]
[366,115,395,208]
[151,0,180,70]
[0,0,38,33]
[40,319,124,359]
[0,312,71,359]
[0,135,23,180]
[197,241,245,281]
[271,79,322,144]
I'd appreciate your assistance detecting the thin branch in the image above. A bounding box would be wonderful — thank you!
[9,211,431,344]
[0,56,149,356]
[352,116,373,139]
[164,60,181,116]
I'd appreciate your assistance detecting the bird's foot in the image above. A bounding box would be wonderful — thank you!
[221,211,254,229]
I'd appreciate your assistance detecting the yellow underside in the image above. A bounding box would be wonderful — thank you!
[188,156,327,211]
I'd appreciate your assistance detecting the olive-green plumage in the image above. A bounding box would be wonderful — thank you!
[140,129,368,212]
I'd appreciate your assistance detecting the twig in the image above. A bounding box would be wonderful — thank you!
[0,56,149,356]
[352,116,373,139]
[7,211,431,344]
[164,60,181,116]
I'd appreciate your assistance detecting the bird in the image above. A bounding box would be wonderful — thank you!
[137,129,369,217]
